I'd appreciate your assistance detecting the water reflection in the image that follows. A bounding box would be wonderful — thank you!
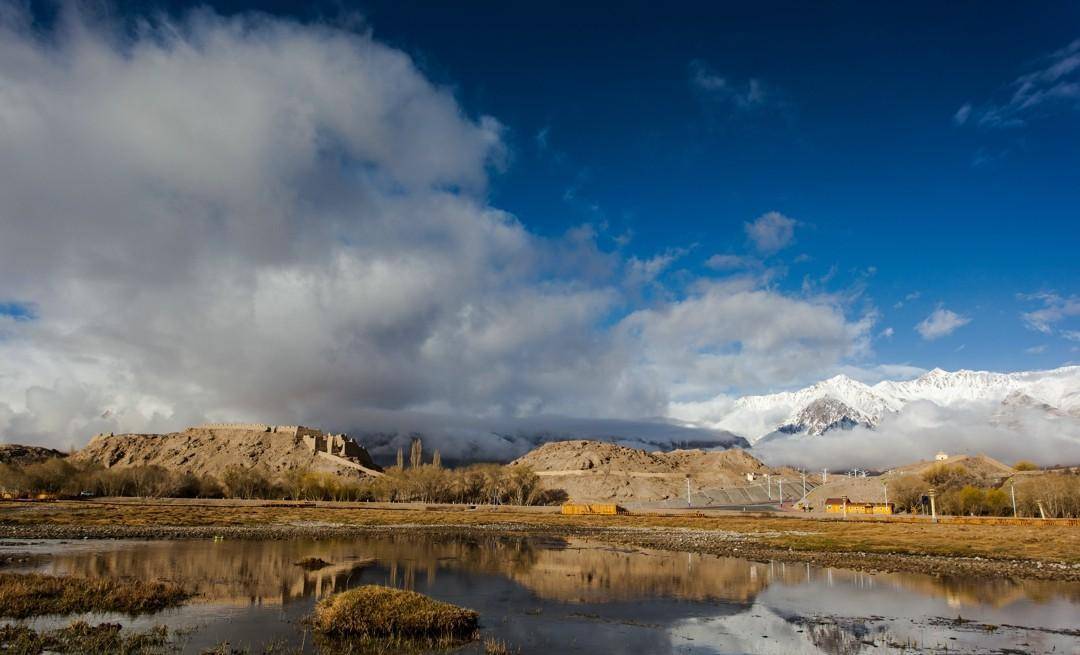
[3,535,1078,655]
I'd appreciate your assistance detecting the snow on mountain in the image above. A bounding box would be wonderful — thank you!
[704,365,1080,443]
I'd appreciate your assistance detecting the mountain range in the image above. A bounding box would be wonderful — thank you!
[705,366,1080,443]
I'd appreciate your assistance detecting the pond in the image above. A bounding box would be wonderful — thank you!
[1,534,1077,654]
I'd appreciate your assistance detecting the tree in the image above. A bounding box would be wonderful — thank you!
[409,438,423,469]
[396,448,404,470]
[432,449,442,469]
[1013,460,1038,472]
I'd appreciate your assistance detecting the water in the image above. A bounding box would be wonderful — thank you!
[1,534,1077,654]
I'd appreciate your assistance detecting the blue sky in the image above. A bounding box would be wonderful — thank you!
[2,1,1079,447]
[98,0,1079,374]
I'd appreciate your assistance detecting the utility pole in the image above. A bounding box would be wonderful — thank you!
[802,471,807,500]
[928,488,938,523]
[883,482,888,506]
[685,474,692,508]
[1010,484,1017,518]
[823,468,827,484]
[766,474,772,500]
[778,478,783,502]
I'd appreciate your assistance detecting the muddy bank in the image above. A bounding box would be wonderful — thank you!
[1,522,1076,583]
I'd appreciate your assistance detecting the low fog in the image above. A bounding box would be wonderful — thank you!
[752,401,1080,470]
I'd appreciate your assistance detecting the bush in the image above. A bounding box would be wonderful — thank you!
[1013,460,1039,471]
[311,585,477,642]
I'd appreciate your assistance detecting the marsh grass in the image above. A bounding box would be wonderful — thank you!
[0,573,189,618]
[0,620,171,654]
[311,585,477,648]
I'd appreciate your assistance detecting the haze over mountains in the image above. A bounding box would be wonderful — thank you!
[676,365,1080,442]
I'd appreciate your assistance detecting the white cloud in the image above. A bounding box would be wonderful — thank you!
[0,7,874,451]
[960,38,1080,128]
[1025,345,1048,355]
[915,308,971,340]
[1064,330,1080,342]
[705,254,756,271]
[952,103,972,126]
[754,401,1080,470]
[618,279,874,400]
[1020,292,1080,334]
[689,60,768,110]
[879,327,895,339]
[744,211,796,254]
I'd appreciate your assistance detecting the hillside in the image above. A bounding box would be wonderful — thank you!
[510,440,810,506]
[74,424,381,479]
[0,444,67,467]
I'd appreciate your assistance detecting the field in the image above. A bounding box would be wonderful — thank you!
[0,499,1077,581]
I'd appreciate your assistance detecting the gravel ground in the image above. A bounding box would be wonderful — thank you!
[1,522,1076,582]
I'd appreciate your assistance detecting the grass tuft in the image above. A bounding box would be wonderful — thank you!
[0,620,171,654]
[311,585,478,644]
[0,573,189,618]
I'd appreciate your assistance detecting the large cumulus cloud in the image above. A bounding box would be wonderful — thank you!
[0,6,873,451]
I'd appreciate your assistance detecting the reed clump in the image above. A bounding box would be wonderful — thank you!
[0,621,171,654]
[0,573,189,618]
[311,585,478,643]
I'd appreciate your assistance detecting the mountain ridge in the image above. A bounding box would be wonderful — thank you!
[698,365,1080,443]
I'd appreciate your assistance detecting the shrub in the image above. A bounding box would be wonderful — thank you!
[1013,460,1038,471]
[0,573,189,619]
[311,585,478,642]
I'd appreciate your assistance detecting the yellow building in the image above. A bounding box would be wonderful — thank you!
[824,497,894,515]
[561,502,629,516]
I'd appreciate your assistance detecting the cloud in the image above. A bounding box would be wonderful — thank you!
[915,308,971,340]
[952,103,972,126]
[689,60,768,110]
[753,401,1080,470]
[705,254,757,271]
[619,278,875,401]
[879,327,895,339]
[1020,292,1080,334]
[0,6,875,451]
[1025,345,1048,355]
[1064,330,1080,342]
[744,211,796,254]
[892,290,921,309]
[959,38,1080,128]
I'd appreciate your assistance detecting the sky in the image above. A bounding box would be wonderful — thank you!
[0,1,1078,453]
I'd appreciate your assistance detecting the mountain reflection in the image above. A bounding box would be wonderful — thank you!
[38,534,1077,610]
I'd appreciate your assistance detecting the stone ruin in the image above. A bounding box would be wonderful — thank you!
[193,423,373,465]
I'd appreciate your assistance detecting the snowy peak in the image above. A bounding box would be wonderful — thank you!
[777,397,874,436]
[706,365,1080,443]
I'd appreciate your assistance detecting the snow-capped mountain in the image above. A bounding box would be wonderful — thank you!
[706,365,1080,443]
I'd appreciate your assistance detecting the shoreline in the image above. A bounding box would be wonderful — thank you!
[2,520,1077,583]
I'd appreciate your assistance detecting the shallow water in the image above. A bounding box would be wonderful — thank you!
[1,534,1077,654]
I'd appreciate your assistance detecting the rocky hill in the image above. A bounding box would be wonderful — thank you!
[510,440,804,505]
[74,424,380,479]
[0,444,67,466]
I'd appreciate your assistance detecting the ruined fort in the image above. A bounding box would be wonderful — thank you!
[82,423,382,477]
[190,423,380,473]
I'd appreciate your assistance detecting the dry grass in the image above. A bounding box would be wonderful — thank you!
[0,620,171,654]
[311,585,478,643]
[1,499,1077,563]
[484,637,519,654]
[0,572,189,618]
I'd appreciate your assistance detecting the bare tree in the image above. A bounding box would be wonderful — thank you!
[410,438,423,469]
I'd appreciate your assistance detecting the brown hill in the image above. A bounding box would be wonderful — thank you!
[509,440,794,505]
[0,444,67,467]
[74,424,380,479]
